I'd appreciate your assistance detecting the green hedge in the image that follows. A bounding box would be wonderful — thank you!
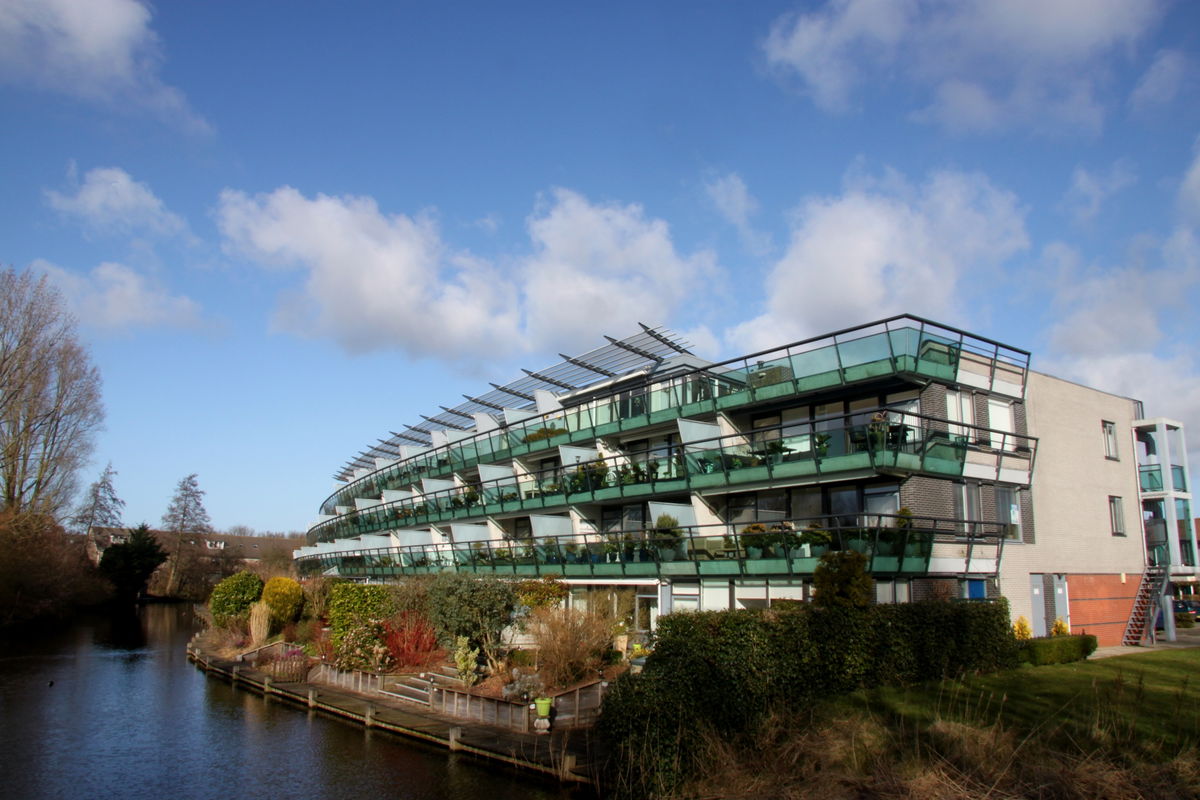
[1017,634,1099,666]
[327,583,398,647]
[598,600,1017,798]
[209,571,263,627]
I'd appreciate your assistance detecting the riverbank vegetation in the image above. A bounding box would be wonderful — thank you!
[198,572,621,702]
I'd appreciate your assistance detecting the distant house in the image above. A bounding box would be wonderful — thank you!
[87,526,301,598]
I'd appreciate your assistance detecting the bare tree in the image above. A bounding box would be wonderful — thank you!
[0,269,104,519]
[69,462,125,534]
[161,473,213,596]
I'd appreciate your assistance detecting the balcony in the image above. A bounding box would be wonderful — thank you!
[308,414,1035,544]
[297,514,1009,581]
[1139,465,1189,493]
[319,317,1031,517]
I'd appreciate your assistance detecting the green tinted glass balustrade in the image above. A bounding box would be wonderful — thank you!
[308,414,1035,545]
[1140,465,1165,492]
[299,514,1009,580]
[319,318,1028,522]
[1172,465,1188,492]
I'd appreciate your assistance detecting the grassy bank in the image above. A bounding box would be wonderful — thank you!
[675,650,1200,799]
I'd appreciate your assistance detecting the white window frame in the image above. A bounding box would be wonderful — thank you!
[1102,420,1119,460]
[946,390,974,439]
[1109,496,1125,536]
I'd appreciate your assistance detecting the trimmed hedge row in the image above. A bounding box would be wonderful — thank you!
[599,600,1017,798]
[1017,633,1098,665]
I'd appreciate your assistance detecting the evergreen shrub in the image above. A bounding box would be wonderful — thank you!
[209,570,264,627]
[1017,633,1099,665]
[328,583,398,647]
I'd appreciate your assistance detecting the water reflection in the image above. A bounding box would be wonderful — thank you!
[0,605,576,800]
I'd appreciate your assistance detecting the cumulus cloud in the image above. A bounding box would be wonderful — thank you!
[763,0,1165,134]
[216,187,524,358]
[521,189,717,352]
[1130,49,1187,110]
[0,0,208,132]
[728,169,1028,352]
[705,172,771,254]
[46,165,189,238]
[35,259,203,331]
[1060,161,1137,225]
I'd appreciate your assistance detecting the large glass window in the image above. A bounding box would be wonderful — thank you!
[863,484,900,525]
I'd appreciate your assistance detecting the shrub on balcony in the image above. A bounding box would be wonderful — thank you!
[523,425,568,444]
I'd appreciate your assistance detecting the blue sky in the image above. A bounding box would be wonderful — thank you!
[3,0,1200,534]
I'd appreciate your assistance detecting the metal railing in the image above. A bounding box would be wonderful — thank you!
[299,513,1009,580]
[319,316,1031,516]
[309,413,1035,544]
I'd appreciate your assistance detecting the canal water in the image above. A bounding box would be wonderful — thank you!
[0,604,576,800]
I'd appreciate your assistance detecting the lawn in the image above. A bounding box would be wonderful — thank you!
[846,648,1200,760]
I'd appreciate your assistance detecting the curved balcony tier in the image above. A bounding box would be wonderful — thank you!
[320,317,1031,516]
[296,515,1007,581]
[308,413,1036,545]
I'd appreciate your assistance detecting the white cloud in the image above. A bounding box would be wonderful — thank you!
[764,0,1164,134]
[727,169,1028,352]
[35,259,203,331]
[0,0,208,133]
[705,172,771,254]
[216,186,524,359]
[521,189,718,353]
[1060,161,1137,225]
[46,165,188,238]
[1130,49,1187,110]
[1181,144,1200,227]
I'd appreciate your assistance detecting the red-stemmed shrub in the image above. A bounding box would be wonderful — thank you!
[384,611,441,669]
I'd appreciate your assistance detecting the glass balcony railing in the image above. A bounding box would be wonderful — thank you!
[1140,465,1165,492]
[308,413,1036,544]
[1173,465,1188,492]
[297,513,1008,580]
[319,317,1032,517]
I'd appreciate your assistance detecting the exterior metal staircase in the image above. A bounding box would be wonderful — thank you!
[1123,566,1168,646]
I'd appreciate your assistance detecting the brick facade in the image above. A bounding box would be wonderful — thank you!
[1066,573,1138,646]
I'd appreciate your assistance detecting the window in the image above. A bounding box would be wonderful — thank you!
[954,482,982,533]
[946,390,974,439]
[1102,420,1119,460]
[996,486,1021,540]
[987,398,1015,450]
[1109,496,1125,536]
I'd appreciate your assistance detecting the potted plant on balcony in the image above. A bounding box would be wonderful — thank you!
[799,522,832,557]
[771,521,799,557]
[653,514,683,561]
[645,458,660,481]
[741,523,771,558]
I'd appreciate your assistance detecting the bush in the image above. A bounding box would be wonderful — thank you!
[812,550,874,608]
[599,599,1020,798]
[327,583,397,647]
[261,576,304,628]
[302,577,337,620]
[1176,612,1195,629]
[334,619,395,672]
[209,571,264,627]
[528,607,612,689]
[1016,634,1099,666]
[515,576,569,610]
[383,610,440,669]
[426,573,515,672]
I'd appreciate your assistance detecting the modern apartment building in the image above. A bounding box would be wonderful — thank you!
[295,315,1189,646]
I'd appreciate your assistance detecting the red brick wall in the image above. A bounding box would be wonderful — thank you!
[1067,573,1137,646]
